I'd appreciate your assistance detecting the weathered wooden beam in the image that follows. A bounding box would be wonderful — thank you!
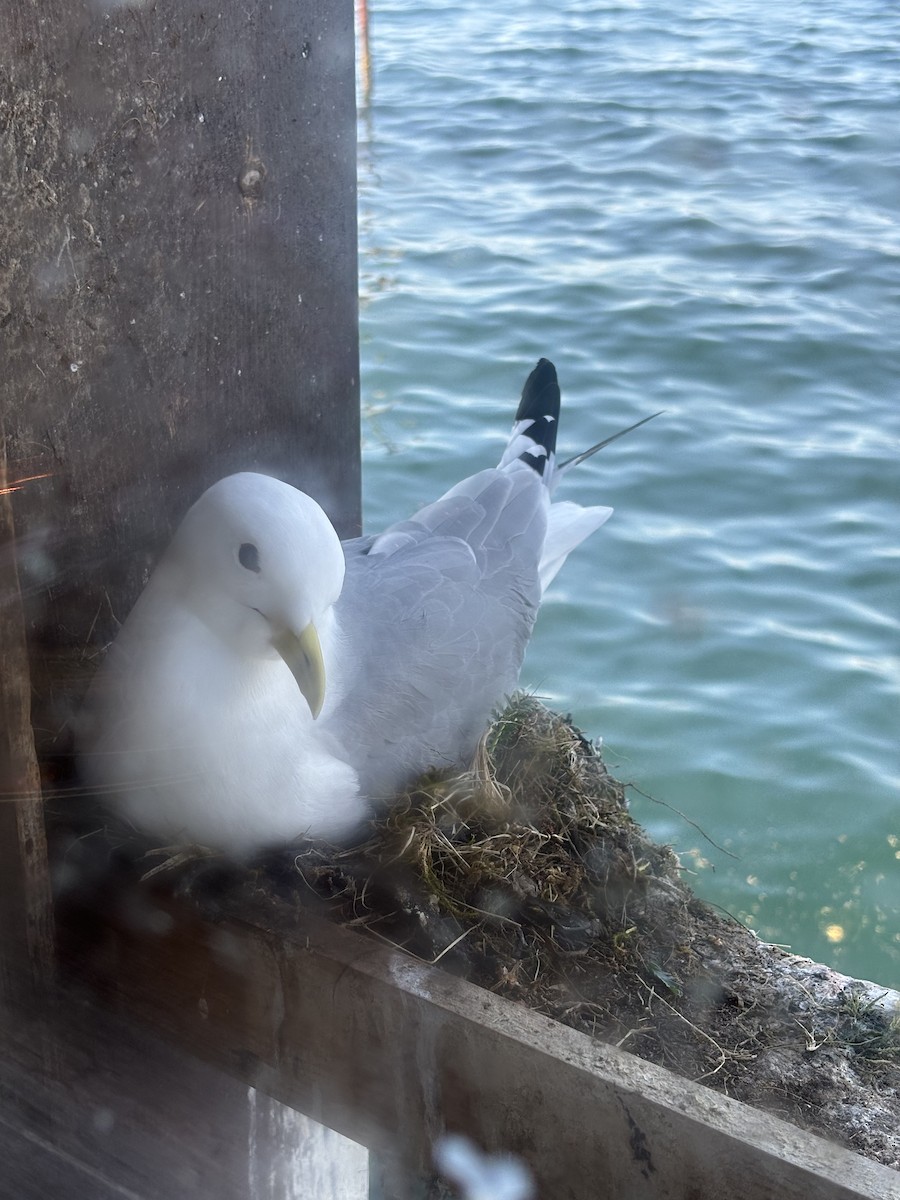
[0,981,369,1200]
[61,889,899,1200]
[0,437,55,1003]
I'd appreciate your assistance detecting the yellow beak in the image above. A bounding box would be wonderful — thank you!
[273,623,326,719]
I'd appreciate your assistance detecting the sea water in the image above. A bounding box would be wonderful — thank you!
[358,0,899,986]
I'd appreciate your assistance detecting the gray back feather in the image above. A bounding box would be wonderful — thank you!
[329,466,546,799]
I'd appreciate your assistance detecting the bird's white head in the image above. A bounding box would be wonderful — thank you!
[165,472,345,717]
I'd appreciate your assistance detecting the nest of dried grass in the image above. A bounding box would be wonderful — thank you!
[289,696,697,1047]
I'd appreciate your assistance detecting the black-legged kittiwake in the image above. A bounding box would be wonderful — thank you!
[80,359,656,855]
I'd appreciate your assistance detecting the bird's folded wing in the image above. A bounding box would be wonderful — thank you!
[332,471,547,798]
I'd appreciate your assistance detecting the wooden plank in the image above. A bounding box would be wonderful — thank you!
[0,435,55,1003]
[0,984,367,1200]
[0,988,263,1200]
[0,1113,145,1200]
[61,890,899,1200]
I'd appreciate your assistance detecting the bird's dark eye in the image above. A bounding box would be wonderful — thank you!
[238,542,261,573]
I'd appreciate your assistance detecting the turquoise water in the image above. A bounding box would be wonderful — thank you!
[357,1,899,986]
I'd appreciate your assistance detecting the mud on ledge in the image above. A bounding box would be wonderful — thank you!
[53,695,900,1171]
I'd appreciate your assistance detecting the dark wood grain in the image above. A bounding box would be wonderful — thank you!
[0,436,55,1003]
[0,985,329,1200]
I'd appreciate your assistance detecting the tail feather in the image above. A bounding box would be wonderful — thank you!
[539,500,613,593]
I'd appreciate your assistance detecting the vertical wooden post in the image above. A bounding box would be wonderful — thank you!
[0,436,55,1002]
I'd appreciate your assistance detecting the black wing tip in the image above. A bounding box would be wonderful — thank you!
[516,358,559,418]
[514,359,560,474]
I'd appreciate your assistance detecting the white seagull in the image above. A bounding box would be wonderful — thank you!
[80,359,657,856]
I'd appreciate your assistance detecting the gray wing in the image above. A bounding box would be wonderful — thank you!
[328,466,547,801]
